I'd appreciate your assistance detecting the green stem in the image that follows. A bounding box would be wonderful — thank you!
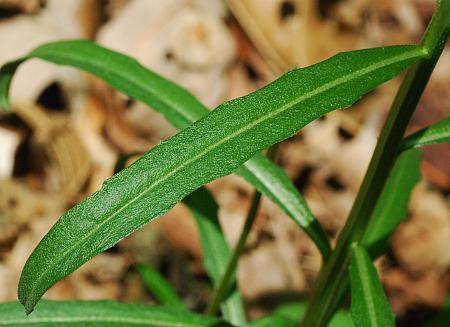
[301,2,450,326]
[207,145,279,317]
[206,190,262,317]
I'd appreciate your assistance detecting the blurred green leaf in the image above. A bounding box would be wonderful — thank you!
[0,300,230,326]
[350,244,395,327]
[248,315,297,327]
[248,302,353,326]
[5,41,424,313]
[136,264,184,309]
[363,149,422,257]
[401,116,450,151]
[184,189,246,325]
[424,296,450,327]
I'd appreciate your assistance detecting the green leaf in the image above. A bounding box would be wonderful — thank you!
[236,155,330,258]
[437,0,450,30]
[0,40,330,258]
[400,116,450,151]
[184,189,246,325]
[0,300,230,326]
[362,149,422,257]
[5,39,427,260]
[350,244,395,327]
[248,315,297,327]
[136,264,185,308]
[116,162,244,322]
[248,302,353,327]
[13,41,424,313]
[424,295,450,327]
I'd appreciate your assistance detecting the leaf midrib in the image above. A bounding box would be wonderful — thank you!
[23,47,423,308]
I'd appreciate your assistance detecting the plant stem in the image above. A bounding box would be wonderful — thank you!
[301,2,450,326]
[207,145,279,317]
[207,190,262,317]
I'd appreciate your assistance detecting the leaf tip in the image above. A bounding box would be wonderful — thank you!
[18,293,35,316]
[24,306,34,316]
[18,278,37,316]
[0,103,11,113]
[350,242,360,253]
[0,93,11,112]
[19,295,37,316]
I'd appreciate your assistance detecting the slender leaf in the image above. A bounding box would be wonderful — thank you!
[0,40,331,257]
[136,264,184,308]
[401,116,450,151]
[235,155,330,258]
[0,300,230,326]
[362,149,422,257]
[0,40,327,315]
[350,244,395,327]
[10,42,424,313]
[184,189,246,325]
[6,39,424,260]
[248,302,353,327]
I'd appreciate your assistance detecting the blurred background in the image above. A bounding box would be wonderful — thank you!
[0,0,449,325]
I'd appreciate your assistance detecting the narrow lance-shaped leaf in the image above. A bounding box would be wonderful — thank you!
[400,116,450,151]
[184,189,246,325]
[235,155,329,257]
[136,264,185,309]
[0,300,230,327]
[15,43,424,313]
[350,244,395,327]
[362,149,422,258]
[0,40,329,258]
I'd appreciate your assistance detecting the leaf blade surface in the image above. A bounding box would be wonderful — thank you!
[136,264,185,309]
[362,149,422,257]
[401,116,450,151]
[184,189,246,325]
[0,40,330,257]
[350,244,395,327]
[0,300,228,326]
[12,43,424,313]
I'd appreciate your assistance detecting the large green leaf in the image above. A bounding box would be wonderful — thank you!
[0,39,330,258]
[362,149,422,257]
[0,300,230,326]
[0,40,328,318]
[350,244,395,327]
[10,42,424,313]
[184,189,246,325]
[400,116,450,151]
[136,264,185,309]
